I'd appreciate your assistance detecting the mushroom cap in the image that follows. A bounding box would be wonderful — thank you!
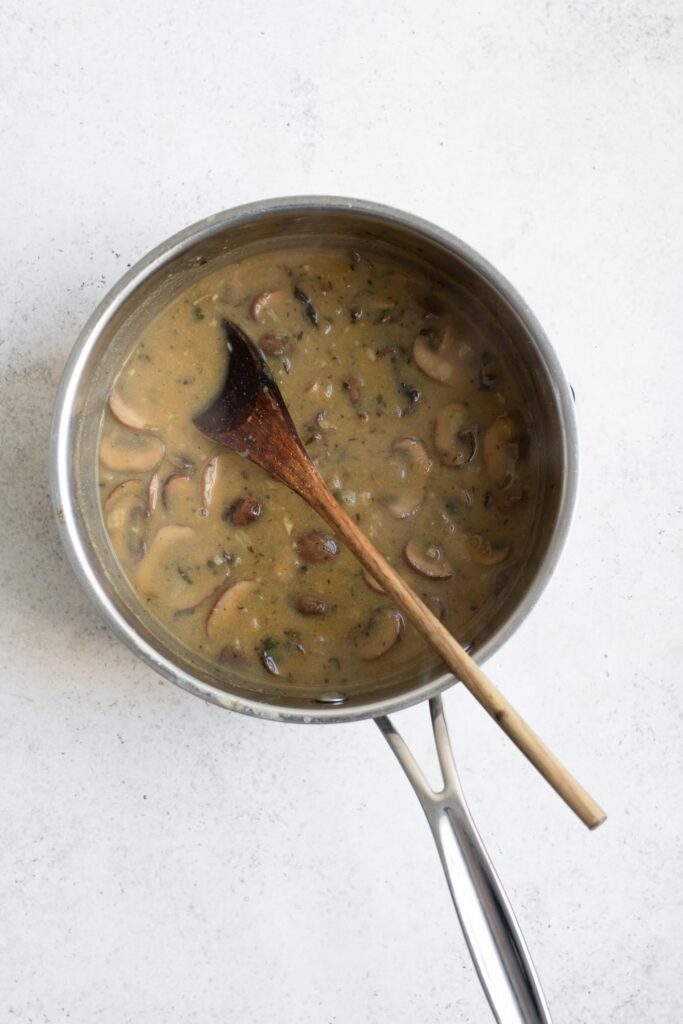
[362,568,386,594]
[483,412,526,488]
[229,496,263,527]
[104,480,147,564]
[433,402,477,467]
[412,321,469,384]
[108,389,158,432]
[147,472,160,513]
[295,530,339,564]
[467,534,512,566]
[249,289,290,323]
[206,579,259,641]
[295,593,330,616]
[381,437,432,519]
[136,524,229,610]
[403,538,454,579]
[162,474,198,519]
[100,431,165,474]
[354,608,404,660]
[200,456,219,508]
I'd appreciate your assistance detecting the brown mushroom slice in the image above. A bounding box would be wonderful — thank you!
[295,594,329,616]
[147,472,160,513]
[433,402,477,468]
[228,496,262,526]
[100,431,165,473]
[200,456,218,508]
[206,579,259,641]
[162,473,197,519]
[482,412,527,488]
[249,289,290,325]
[108,389,157,432]
[467,534,512,566]
[424,594,447,622]
[200,453,236,512]
[412,323,464,384]
[362,568,385,594]
[104,480,147,563]
[355,609,404,660]
[258,333,289,356]
[382,437,432,519]
[295,530,338,564]
[403,538,454,579]
[136,525,229,610]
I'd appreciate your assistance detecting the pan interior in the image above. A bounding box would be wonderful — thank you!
[66,204,572,720]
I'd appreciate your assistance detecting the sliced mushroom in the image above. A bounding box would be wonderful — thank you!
[228,496,262,526]
[403,538,454,579]
[412,324,462,384]
[200,456,218,508]
[295,594,329,616]
[433,402,477,467]
[355,609,404,660]
[382,437,432,519]
[259,333,289,356]
[424,594,447,622]
[362,568,385,594]
[136,525,229,610]
[250,291,273,321]
[249,289,287,323]
[483,412,527,488]
[147,472,160,513]
[100,431,164,473]
[162,474,197,518]
[295,530,338,564]
[108,389,157,432]
[206,579,258,641]
[104,480,147,563]
[467,534,511,566]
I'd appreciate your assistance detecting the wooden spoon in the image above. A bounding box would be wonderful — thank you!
[194,318,606,830]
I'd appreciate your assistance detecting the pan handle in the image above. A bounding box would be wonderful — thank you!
[376,696,552,1024]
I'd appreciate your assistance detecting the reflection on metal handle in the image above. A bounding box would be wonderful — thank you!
[376,697,552,1024]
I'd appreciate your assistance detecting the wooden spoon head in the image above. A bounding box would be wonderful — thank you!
[193,318,314,492]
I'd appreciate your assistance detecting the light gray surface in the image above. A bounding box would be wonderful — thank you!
[1,1,681,1021]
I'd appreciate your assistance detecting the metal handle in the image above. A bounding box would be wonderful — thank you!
[376,696,552,1024]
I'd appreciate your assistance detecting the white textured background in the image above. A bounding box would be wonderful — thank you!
[1,2,682,1021]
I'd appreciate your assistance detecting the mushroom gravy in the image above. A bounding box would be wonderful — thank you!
[98,245,539,692]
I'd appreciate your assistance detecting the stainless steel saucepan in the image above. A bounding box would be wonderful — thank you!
[50,197,579,1023]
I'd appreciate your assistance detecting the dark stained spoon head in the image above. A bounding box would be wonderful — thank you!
[192,318,315,495]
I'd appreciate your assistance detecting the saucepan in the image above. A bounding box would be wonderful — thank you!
[50,197,578,1023]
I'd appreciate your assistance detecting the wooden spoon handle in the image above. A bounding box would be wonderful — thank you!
[306,476,606,830]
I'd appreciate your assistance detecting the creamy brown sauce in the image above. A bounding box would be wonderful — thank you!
[98,246,538,692]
